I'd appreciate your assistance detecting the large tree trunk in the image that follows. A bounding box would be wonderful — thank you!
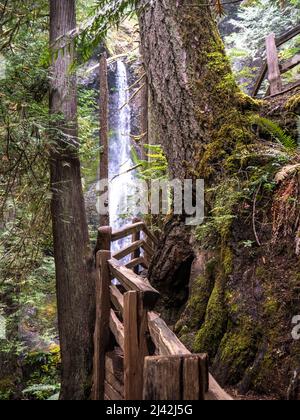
[138,1,248,313]
[49,0,95,400]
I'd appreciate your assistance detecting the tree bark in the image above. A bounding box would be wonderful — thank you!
[49,0,95,400]
[99,52,109,227]
[138,0,245,309]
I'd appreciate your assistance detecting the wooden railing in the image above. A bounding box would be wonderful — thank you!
[251,24,300,97]
[92,221,233,401]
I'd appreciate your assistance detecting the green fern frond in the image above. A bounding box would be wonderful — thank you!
[252,115,297,151]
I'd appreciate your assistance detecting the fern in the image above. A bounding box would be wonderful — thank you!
[252,115,298,150]
[131,144,168,181]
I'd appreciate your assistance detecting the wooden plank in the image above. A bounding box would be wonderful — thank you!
[280,53,300,74]
[92,250,112,401]
[148,312,190,356]
[183,355,201,400]
[110,285,124,314]
[112,222,145,242]
[124,291,149,400]
[105,350,124,385]
[147,314,232,400]
[104,381,123,401]
[143,356,182,400]
[110,309,124,351]
[200,354,209,394]
[125,257,149,270]
[143,355,209,401]
[105,371,124,397]
[266,32,282,95]
[108,258,160,309]
[112,240,144,261]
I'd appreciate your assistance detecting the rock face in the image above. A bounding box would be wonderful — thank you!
[175,90,300,399]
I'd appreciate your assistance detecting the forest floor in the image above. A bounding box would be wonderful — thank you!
[227,387,279,400]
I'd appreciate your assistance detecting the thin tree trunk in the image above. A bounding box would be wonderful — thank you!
[49,0,95,400]
[99,52,109,227]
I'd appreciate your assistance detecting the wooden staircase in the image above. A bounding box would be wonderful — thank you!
[92,221,233,401]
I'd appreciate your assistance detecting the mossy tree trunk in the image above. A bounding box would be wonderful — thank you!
[49,0,95,400]
[138,0,252,311]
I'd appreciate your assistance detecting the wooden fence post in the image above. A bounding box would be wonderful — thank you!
[143,355,209,401]
[266,32,283,95]
[92,226,112,400]
[124,291,149,400]
[95,226,112,254]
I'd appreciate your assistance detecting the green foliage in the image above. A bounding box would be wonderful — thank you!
[252,115,298,150]
[22,384,60,400]
[78,88,100,187]
[75,0,137,62]
[132,144,168,181]
[22,345,61,400]
[196,179,243,248]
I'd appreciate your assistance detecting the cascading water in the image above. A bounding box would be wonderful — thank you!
[109,60,135,253]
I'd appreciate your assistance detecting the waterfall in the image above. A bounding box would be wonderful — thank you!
[109,60,134,252]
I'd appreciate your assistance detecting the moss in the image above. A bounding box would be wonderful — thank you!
[179,331,196,351]
[285,93,300,112]
[252,351,275,393]
[182,276,213,330]
[256,266,267,280]
[217,319,259,384]
[222,247,234,276]
[263,297,279,317]
[235,91,264,111]
[193,275,227,356]
[0,376,14,400]
[177,258,217,333]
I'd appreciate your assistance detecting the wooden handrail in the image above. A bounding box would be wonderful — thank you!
[111,220,159,246]
[113,239,145,260]
[280,53,300,74]
[93,220,233,401]
[148,312,191,356]
[112,222,145,242]
[251,24,300,97]
[108,258,160,309]
[125,256,149,270]
[147,313,233,400]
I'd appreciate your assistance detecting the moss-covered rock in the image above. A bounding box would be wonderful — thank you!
[193,274,227,356]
